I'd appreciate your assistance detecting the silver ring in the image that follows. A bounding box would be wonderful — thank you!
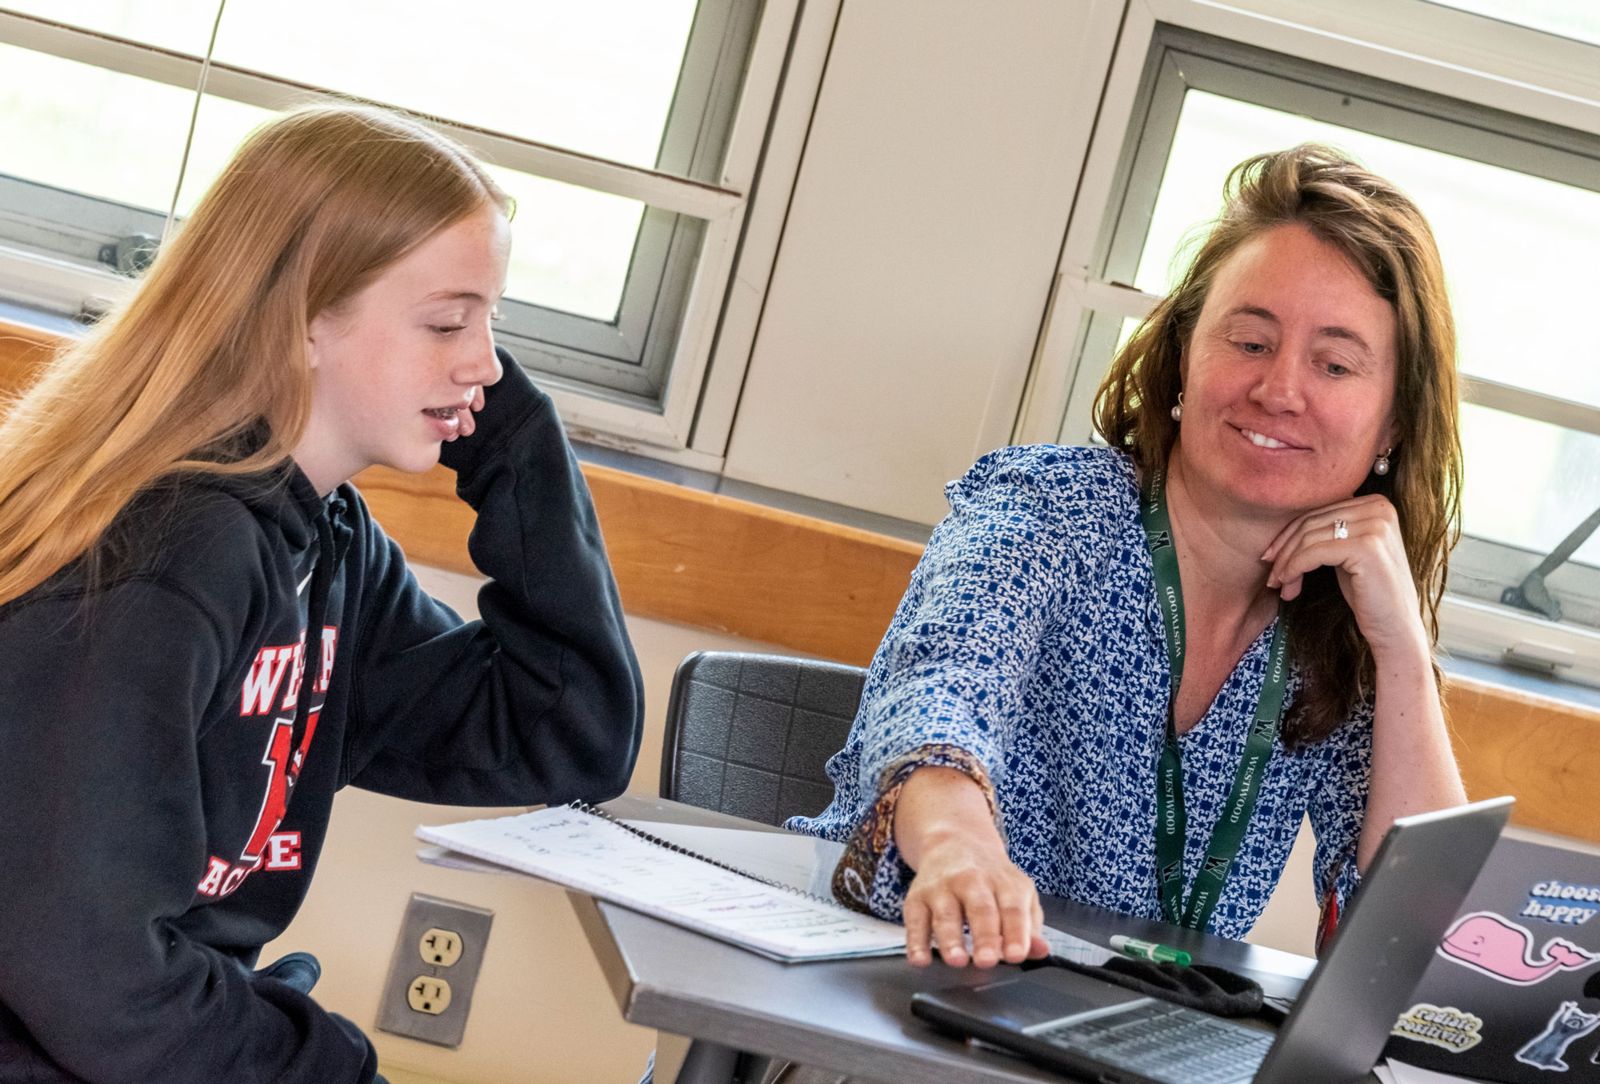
[1332,519,1349,541]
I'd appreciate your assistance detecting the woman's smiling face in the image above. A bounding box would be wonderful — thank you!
[1176,221,1400,521]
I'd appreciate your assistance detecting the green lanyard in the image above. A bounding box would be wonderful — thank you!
[1141,467,1289,930]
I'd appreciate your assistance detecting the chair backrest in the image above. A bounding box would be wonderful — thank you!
[659,651,866,826]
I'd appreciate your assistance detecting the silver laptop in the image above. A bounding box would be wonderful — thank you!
[911,795,1514,1084]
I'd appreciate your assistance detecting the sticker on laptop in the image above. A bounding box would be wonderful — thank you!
[1521,879,1600,927]
[1391,1003,1484,1053]
[1514,1001,1600,1073]
[1437,912,1599,986]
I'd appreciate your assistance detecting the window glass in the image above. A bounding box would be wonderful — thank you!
[1425,1,1600,46]
[1125,87,1600,596]
[0,42,200,212]
[1462,403,1600,566]
[173,101,646,323]
[1,0,766,406]
[9,1,702,171]
[210,0,698,171]
[171,96,276,213]
[480,167,643,323]
[5,1,223,54]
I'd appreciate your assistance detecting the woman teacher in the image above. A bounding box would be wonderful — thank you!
[792,144,1466,968]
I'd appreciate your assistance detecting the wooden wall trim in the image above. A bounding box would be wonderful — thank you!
[0,321,58,386]
[355,462,923,666]
[3,318,1597,843]
[1447,674,1600,842]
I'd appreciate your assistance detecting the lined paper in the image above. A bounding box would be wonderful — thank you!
[418,807,906,962]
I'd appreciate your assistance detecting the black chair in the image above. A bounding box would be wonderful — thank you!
[648,652,867,1084]
[659,651,865,826]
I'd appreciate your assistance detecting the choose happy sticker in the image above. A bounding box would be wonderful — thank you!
[1521,879,1600,927]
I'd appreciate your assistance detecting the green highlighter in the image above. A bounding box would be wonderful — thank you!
[1109,934,1192,967]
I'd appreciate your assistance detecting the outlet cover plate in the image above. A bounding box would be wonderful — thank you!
[376,893,493,1047]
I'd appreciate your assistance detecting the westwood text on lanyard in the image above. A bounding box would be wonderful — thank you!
[1141,467,1289,931]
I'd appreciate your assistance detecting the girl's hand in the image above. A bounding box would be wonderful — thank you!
[452,385,488,441]
[1260,494,1426,659]
[894,766,1049,968]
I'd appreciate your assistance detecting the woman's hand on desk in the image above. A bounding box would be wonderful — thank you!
[894,766,1049,969]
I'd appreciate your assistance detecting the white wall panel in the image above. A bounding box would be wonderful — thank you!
[722,0,1122,524]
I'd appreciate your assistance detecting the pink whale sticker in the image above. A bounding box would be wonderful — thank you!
[1438,911,1599,986]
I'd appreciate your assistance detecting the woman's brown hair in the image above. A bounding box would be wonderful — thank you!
[0,104,509,606]
[1093,144,1462,744]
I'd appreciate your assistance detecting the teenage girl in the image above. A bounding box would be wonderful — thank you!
[0,104,643,1083]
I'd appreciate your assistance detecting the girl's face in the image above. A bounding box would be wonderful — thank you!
[296,206,511,495]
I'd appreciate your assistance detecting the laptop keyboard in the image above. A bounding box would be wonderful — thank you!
[1031,1001,1272,1084]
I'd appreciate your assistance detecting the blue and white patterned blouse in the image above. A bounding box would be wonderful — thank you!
[788,445,1372,940]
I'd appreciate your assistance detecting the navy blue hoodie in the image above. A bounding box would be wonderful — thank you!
[0,351,643,1082]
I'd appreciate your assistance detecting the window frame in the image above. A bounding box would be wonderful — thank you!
[0,0,806,450]
[1015,0,1600,685]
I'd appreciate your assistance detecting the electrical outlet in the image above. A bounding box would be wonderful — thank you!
[406,976,452,1015]
[420,927,462,967]
[376,894,493,1047]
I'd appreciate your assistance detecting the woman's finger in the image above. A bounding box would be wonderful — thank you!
[1267,509,1377,586]
[996,886,1035,964]
[1269,535,1349,597]
[903,897,934,967]
[458,386,488,439]
[1268,517,1367,599]
[963,886,1003,968]
[1262,506,1333,562]
[930,894,970,967]
[1261,494,1383,562]
[1270,512,1346,566]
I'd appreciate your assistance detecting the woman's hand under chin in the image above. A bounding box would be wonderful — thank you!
[1265,494,1468,871]
[1259,493,1429,662]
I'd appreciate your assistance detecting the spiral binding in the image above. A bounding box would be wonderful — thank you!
[567,800,847,911]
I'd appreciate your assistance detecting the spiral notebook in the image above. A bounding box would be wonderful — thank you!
[416,804,907,963]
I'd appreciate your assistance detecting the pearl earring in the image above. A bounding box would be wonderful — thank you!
[1170,393,1184,422]
[1374,447,1392,476]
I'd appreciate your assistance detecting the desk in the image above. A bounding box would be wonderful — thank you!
[571,796,1346,1084]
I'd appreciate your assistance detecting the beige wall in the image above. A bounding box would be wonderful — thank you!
[270,564,1318,1084]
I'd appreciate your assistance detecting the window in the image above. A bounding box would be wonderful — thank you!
[1040,23,1600,682]
[0,1,797,444]
[1425,1,1600,47]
